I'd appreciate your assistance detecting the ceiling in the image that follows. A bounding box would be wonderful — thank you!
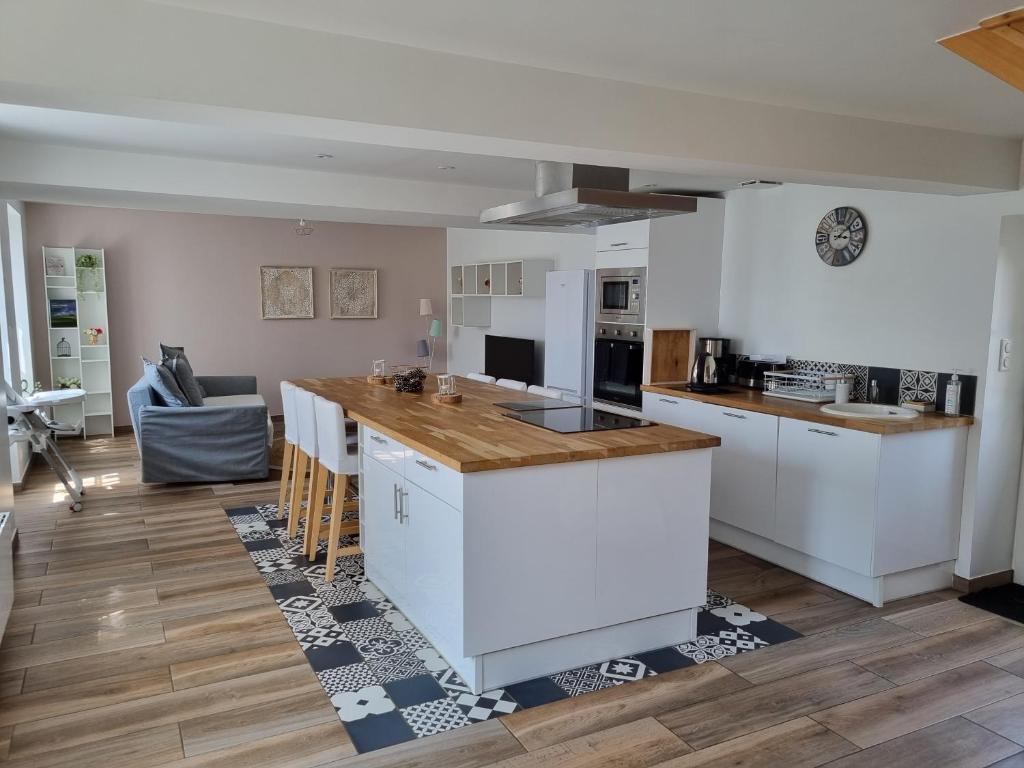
[149,0,1024,138]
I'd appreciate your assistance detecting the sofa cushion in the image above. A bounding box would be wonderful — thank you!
[160,344,206,402]
[164,354,204,406]
[142,357,189,407]
[204,394,274,445]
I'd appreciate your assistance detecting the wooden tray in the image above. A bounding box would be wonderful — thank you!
[366,375,393,385]
[431,392,463,404]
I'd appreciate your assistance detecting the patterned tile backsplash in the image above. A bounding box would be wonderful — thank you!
[784,358,977,415]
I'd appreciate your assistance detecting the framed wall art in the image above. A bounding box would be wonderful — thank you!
[260,266,314,319]
[330,268,378,319]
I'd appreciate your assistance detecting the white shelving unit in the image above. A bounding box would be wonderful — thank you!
[43,247,114,438]
[449,259,553,327]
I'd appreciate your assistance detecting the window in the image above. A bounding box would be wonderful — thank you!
[6,204,31,388]
[0,203,33,393]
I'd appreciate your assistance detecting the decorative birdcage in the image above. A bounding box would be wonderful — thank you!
[56,337,71,357]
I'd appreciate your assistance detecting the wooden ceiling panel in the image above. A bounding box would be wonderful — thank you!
[940,7,1024,93]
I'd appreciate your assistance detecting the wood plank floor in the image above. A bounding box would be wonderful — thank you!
[3,434,1024,766]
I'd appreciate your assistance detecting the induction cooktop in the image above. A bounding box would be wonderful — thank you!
[503,407,654,434]
[494,397,579,412]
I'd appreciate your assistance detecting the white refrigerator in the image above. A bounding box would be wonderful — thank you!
[543,270,594,404]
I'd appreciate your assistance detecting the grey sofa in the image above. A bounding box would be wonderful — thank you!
[127,375,271,484]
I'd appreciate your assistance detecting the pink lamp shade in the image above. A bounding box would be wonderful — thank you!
[419,298,434,316]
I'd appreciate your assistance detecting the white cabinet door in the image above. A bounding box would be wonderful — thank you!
[596,220,650,252]
[404,483,463,653]
[775,418,880,575]
[361,455,406,603]
[701,404,779,539]
[596,450,709,626]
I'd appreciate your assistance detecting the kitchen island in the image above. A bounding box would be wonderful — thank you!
[294,376,719,694]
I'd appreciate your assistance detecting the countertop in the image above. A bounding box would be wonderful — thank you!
[641,383,975,435]
[293,376,720,473]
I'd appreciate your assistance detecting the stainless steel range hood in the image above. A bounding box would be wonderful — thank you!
[480,162,698,228]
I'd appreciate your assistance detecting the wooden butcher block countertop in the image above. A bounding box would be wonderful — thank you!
[292,376,720,473]
[641,383,974,435]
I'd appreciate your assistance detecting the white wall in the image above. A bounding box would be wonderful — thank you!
[719,185,997,373]
[446,228,595,381]
[979,217,1024,579]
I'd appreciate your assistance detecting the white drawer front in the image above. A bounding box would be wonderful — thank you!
[363,426,407,471]
[405,449,463,509]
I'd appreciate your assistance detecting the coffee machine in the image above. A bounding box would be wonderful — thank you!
[690,337,731,392]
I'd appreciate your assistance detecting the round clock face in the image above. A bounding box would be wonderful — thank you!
[815,207,867,267]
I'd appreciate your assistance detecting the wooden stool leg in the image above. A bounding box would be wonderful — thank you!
[287,449,308,539]
[277,441,295,519]
[325,475,351,582]
[304,460,328,559]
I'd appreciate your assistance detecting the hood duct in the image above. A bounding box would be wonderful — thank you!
[480,162,698,228]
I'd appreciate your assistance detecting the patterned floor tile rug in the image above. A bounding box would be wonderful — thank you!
[226,503,801,754]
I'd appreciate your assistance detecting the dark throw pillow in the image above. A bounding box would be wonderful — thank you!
[160,343,205,403]
[142,357,189,407]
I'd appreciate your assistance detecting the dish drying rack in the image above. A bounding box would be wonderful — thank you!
[763,370,846,403]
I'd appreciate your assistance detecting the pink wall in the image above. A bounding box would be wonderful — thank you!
[25,204,447,425]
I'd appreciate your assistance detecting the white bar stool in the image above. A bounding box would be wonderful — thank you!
[289,387,321,540]
[466,372,496,384]
[309,395,360,578]
[496,378,528,391]
[277,381,299,520]
[527,385,564,399]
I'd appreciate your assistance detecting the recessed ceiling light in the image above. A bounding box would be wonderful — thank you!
[437,165,456,171]
[738,179,783,189]
[642,183,658,189]
[316,153,334,160]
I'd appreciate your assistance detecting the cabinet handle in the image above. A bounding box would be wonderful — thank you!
[808,428,838,437]
[415,459,437,471]
[609,241,629,247]
[370,435,386,445]
[722,411,747,419]
[393,483,401,520]
[659,398,677,404]
[398,490,409,524]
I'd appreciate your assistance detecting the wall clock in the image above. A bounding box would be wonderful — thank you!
[815,207,867,267]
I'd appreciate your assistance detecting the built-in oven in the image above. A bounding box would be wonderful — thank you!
[596,267,646,325]
[593,322,645,409]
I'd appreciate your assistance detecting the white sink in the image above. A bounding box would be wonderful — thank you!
[819,403,920,421]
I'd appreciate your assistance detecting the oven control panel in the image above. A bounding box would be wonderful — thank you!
[595,322,644,340]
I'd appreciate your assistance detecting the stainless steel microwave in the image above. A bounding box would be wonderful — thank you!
[596,267,646,324]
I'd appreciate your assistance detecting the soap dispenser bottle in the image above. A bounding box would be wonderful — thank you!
[944,370,962,416]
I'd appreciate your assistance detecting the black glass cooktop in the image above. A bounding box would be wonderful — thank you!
[494,398,578,412]
[503,407,654,434]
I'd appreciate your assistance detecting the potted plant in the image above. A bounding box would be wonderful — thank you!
[84,327,104,346]
[56,376,81,390]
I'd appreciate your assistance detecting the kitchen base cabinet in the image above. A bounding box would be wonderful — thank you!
[642,392,778,539]
[359,425,711,693]
[643,391,970,607]
[775,419,879,575]
[720,416,968,607]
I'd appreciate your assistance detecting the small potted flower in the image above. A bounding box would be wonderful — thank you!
[84,327,104,346]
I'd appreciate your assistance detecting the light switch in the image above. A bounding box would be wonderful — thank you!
[999,338,1012,372]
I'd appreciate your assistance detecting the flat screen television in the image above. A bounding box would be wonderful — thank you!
[484,335,535,385]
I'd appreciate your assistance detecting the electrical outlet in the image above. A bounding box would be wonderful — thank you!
[999,338,1012,372]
